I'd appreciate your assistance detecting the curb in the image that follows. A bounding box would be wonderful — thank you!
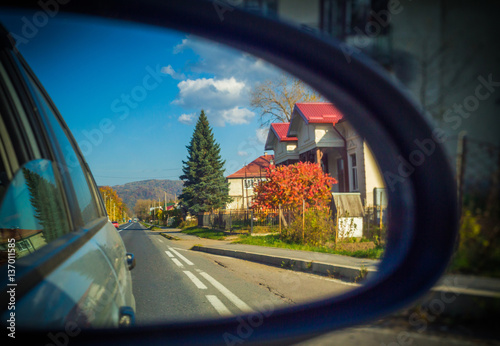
[191,245,500,319]
[160,232,180,241]
[191,245,376,282]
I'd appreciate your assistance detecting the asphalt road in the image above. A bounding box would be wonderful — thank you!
[118,222,288,324]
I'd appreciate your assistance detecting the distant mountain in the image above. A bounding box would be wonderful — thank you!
[111,179,183,211]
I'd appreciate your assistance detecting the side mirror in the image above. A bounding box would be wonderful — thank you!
[2,0,458,344]
[126,253,136,271]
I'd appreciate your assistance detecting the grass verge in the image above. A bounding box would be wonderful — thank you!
[234,234,384,259]
[160,232,180,241]
[181,227,226,240]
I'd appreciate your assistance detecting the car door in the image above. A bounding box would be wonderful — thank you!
[0,27,134,329]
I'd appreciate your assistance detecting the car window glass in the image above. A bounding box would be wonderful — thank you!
[0,159,71,266]
[23,72,100,225]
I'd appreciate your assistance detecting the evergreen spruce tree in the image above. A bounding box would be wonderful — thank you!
[179,110,231,214]
[23,167,68,243]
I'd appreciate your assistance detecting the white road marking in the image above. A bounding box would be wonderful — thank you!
[171,258,184,268]
[198,271,253,313]
[168,247,194,266]
[118,223,133,232]
[165,251,174,258]
[157,238,164,243]
[206,295,232,316]
[183,271,207,289]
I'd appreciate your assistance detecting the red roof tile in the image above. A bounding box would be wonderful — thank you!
[294,102,344,124]
[227,155,274,179]
[271,123,297,142]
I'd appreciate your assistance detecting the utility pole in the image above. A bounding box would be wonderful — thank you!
[244,163,248,210]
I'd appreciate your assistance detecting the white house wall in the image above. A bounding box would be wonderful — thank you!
[363,142,386,207]
[338,217,364,238]
[296,120,315,153]
[273,141,298,165]
[227,178,244,209]
[314,124,344,147]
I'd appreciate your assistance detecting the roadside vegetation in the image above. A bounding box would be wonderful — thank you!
[181,227,226,240]
[234,234,383,260]
[448,206,500,278]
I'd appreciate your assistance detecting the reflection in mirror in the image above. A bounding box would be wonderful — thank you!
[0,159,70,265]
[0,12,388,327]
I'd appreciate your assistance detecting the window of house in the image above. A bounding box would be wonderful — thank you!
[350,153,358,191]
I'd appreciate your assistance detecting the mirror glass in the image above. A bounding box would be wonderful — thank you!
[0,12,388,326]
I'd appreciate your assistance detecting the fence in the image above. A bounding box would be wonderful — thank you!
[198,205,388,240]
[198,208,297,233]
[363,206,388,242]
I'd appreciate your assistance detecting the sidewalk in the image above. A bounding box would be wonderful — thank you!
[155,227,500,318]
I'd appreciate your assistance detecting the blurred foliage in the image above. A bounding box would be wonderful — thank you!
[282,208,334,246]
[99,186,128,221]
[450,208,500,278]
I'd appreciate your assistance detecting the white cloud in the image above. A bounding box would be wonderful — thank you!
[173,77,254,126]
[178,113,196,125]
[171,36,294,128]
[172,36,281,83]
[173,77,247,108]
[161,65,185,80]
[173,38,189,54]
[237,151,248,157]
[220,107,255,125]
[255,128,268,144]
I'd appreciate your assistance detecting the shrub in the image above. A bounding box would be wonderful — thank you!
[283,208,335,246]
[252,161,337,210]
[450,208,500,277]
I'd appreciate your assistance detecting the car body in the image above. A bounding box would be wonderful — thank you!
[0,24,135,330]
[112,221,120,229]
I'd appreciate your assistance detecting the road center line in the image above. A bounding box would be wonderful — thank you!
[206,295,232,316]
[157,238,164,243]
[183,271,207,289]
[169,247,194,266]
[171,258,184,268]
[198,271,253,313]
[165,251,174,258]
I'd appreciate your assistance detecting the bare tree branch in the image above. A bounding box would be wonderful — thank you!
[251,75,322,127]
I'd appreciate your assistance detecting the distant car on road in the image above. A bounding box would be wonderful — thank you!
[112,221,120,229]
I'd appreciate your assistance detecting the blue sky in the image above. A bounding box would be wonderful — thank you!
[0,10,281,186]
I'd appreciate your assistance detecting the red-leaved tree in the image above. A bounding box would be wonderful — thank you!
[252,161,337,210]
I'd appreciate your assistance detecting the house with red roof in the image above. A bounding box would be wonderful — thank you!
[226,154,274,209]
[264,123,299,166]
[266,102,385,207]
